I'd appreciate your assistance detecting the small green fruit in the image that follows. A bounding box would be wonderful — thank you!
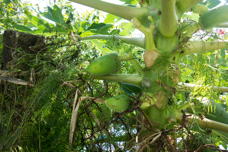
[105,95,130,112]
[87,53,120,76]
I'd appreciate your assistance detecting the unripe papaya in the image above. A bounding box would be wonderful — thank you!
[105,94,130,112]
[87,53,120,76]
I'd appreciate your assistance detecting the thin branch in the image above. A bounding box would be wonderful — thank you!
[69,89,80,145]
[159,0,178,37]
[181,40,228,55]
[187,115,228,133]
[0,76,33,86]
[177,82,228,92]
[69,90,95,145]
[94,74,143,86]
[199,5,228,29]
[69,0,149,21]
[80,35,144,48]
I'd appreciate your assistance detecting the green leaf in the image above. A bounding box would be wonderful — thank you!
[13,24,32,32]
[120,83,142,96]
[119,22,134,35]
[42,5,66,26]
[104,14,120,24]
[24,10,52,33]
[119,0,138,5]
[88,23,113,34]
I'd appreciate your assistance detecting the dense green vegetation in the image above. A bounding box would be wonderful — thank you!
[0,0,228,151]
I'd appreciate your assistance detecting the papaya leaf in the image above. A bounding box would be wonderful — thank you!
[87,23,113,34]
[13,24,33,32]
[42,5,67,27]
[120,83,142,96]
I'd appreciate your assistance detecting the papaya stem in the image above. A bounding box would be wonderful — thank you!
[132,17,156,50]
[94,74,142,86]
[187,115,228,133]
[181,40,228,55]
[159,0,178,37]
[199,5,228,29]
[69,0,149,21]
[80,35,144,48]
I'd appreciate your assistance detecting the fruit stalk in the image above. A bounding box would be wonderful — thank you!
[80,35,144,48]
[94,74,142,86]
[69,0,149,21]
[182,40,228,55]
[159,0,178,37]
[187,115,228,133]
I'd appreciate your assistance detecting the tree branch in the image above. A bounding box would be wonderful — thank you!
[0,76,33,86]
[80,35,144,48]
[187,115,228,133]
[199,5,228,29]
[177,82,228,92]
[159,0,178,37]
[69,0,149,20]
[181,40,228,55]
[94,74,143,86]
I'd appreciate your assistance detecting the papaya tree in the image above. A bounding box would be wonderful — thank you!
[0,0,228,151]
[65,0,228,151]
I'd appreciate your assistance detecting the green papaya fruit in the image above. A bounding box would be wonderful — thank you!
[87,53,120,76]
[105,94,130,112]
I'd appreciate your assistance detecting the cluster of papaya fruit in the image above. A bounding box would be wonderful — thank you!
[87,53,135,113]
[86,52,181,127]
